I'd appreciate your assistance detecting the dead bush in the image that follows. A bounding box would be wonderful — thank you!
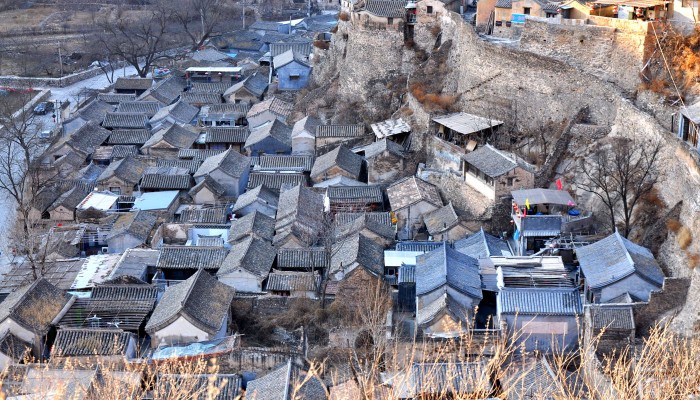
[330,25,338,33]
[430,24,441,37]
[688,251,700,269]
[313,40,330,50]
[678,226,692,250]
[666,218,682,233]
[339,11,350,21]
[642,188,665,208]
[404,38,415,49]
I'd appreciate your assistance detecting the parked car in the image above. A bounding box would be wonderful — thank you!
[33,102,54,115]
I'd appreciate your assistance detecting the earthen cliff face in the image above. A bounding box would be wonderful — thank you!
[313,6,700,334]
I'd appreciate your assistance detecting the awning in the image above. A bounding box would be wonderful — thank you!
[591,0,669,7]
[512,188,575,206]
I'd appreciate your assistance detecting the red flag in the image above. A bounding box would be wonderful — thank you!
[556,178,563,190]
[523,206,527,217]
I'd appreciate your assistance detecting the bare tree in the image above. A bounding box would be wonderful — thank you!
[0,91,58,279]
[169,0,229,50]
[97,5,173,78]
[576,136,662,237]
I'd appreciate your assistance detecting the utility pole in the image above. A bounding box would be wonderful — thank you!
[242,0,246,29]
[200,7,205,47]
[57,42,63,79]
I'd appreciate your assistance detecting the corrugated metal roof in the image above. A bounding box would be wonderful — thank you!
[512,188,575,206]
[316,124,365,138]
[432,112,503,135]
[371,118,411,139]
[520,215,562,237]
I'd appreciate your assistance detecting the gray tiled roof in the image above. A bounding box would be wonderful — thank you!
[291,116,322,138]
[116,101,162,117]
[495,0,512,7]
[252,155,314,172]
[46,184,95,213]
[228,211,276,243]
[232,185,279,213]
[188,176,226,198]
[364,0,408,17]
[398,264,415,284]
[0,278,70,333]
[178,149,225,160]
[315,124,365,138]
[218,236,276,278]
[590,306,635,330]
[250,20,282,31]
[156,246,229,270]
[91,282,158,300]
[150,100,199,126]
[576,232,664,289]
[502,357,561,400]
[143,123,199,149]
[276,247,327,270]
[97,157,150,185]
[146,269,235,335]
[205,127,250,143]
[191,47,232,62]
[275,184,325,238]
[310,145,364,180]
[110,248,159,280]
[140,174,192,190]
[520,215,562,237]
[143,75,188,105]
[157,158,203,174]
[247,172,308,191]
[406,362,491,397]
[361,138,405,159]
[98,93,136,104]
[190,82,234,94]
[246,360,326,400]
[64,121,112,154]
[454,228,512,259]
[247,96,293,120]
[156,374,241,400]
[387,176,442,211]
[106,210,157,242]
[266,270,319,292]
[77,100,116,124]
[463,144,518,178]
[273,49,310,69]
[0,331,32,361]
[498,288,583,315]
[111,145,139,159]
[114,77,153,91]
[179,207,229,224]
[330,233,385,276]
[52,328,134,357]
[181,92,223,105]
[107,129,152,145]
[204,103,250,120]
[396,241,445,253]
[326,185,383,204]
[103,112,150,129]
[245,119,293,149]
[335,214,395,242]
[194,148,250,179]
[224,72,269,98]
[334,212,392,227]
[270,42,313,58]
[423,203,459,235]
[415,245,482,299]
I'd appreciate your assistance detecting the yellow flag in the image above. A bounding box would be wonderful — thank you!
[525,198,530,210]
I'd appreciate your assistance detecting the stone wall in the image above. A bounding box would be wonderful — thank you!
[0,62,127,88]
[219,347,305,374]
[635,277,691,335]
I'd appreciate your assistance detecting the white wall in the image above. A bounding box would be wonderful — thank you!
[464,173,496,201]
[218,269,262,292]
[151,316,211,348]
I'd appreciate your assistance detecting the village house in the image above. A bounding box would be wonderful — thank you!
[218,236,276,292]
[431,112,504,165]
[246,97,294,129]
[355,138,406,185]
[189,82,233,96]
[246,359,327,400]
[310,144,365,185]
[222,71,269,104]
[273,49,312,90]
[454,228,513,259]
[586,305,635,356]
[391,362,493,399]
[265,270,320,298]
[116,101,162,118]
[247,171,309,193]
[677,101,700,150]
[185,66,242,84]
[199,126,250,152]
[252,154,314,176]
[229,211,276,244]
[193,148,251,197]
[44,184,95,222]
[180,92,223,108]
[274,184,325,248]
[0,330,32,370]
[325,185,384,214]
[500,357,566,399]
[576,231,665,303]
[149,100,199,131]
[0,279,71,361]
[98,93,136,105]
[188,176,226,205]
[352,0,408,28]
[330,233,385,281]
[415,245,482,337]
[423,202,470,241]
[315,124,366,151]
[105,210,158,254]
[139,75,188,106]
[145,269,235,347]
[462,144,535,201]
[370,117,411,145]
[291,116,323,155]
[107,129,153,147]
[51,328,138,361]
[62,99,115,136]
[102,112,150,131]
[44,121,111,168]
[191,47,233,63]
[75,190,121,220]
[198,103,249,127]
[178,206,230,226]
[334,213,395,247]
[276,247,328,272]
[232,184,279,218]
[244,119,293,156]
[386,176,443,240]
[270,42,313,60]
[114,77,153,96]
[141,124,199,158]
[497,287,582,352]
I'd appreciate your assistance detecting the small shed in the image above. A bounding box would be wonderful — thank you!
[587,305,635,356]
[677,101,700,150]
[386,176,443,239]
[432,112,503,148]
[273,50,312,91]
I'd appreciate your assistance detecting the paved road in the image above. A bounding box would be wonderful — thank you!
[0,64,141,257]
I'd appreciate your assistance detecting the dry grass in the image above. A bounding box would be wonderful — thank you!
[678,226,692,250]
[430,24,441,37]
[686,251,700,269]
[339,11,350,21]
[410,82,457,111]
[313,40,330,50]
[666,218,682,233]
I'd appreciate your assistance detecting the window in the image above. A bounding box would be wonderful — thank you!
[523,7,531,14]
[507,177,515,186]
[109,187,121,195]
[427,5,433,13]
[289,73,300,81]
[388,17,394,24]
